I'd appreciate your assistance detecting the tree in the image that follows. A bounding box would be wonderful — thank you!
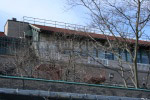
[67,0,150,88]
[13,42,38,77]
[34,32,106,83]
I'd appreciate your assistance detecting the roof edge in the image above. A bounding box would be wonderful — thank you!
[30,24,41,31]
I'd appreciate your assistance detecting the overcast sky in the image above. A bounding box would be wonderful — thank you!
[0,0,88,32]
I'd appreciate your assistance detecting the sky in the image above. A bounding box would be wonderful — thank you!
[0,0,149,39]
[0,0,88,32]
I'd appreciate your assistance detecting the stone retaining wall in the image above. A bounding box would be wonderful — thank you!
[0,78,149,99]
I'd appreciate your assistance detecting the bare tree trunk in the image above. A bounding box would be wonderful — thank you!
[133,0,141,88]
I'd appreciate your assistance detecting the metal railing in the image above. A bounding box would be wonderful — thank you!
[0,75,149,92]
[88,57,109,66]
[137,63,150,71]
[23,16,102,34]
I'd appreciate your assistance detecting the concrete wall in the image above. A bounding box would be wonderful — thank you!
[2,20,150,88]
[4,20,30,38]
[37,32,150,71]
[0,77,149,99]
[31,33,150,88]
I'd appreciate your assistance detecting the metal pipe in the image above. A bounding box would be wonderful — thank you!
[0,75,150,92]
[0,88,143,100]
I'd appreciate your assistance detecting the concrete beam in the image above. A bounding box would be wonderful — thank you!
[0,88,146,100]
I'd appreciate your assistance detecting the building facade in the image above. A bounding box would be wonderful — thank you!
[1,17,150,88]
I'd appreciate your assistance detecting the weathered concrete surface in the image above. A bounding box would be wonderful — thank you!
[0,88,146,100]
[0,78,150,99]
[4,20,30,38]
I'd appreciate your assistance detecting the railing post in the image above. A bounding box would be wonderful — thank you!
[34,18,35,24]
[65,23,66,29]
[55,21,56,27]
[74,24,76,30]
[23,16,25,22]
[44,20,46,26]
[84,26,86,32]
[22,79,25,89]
